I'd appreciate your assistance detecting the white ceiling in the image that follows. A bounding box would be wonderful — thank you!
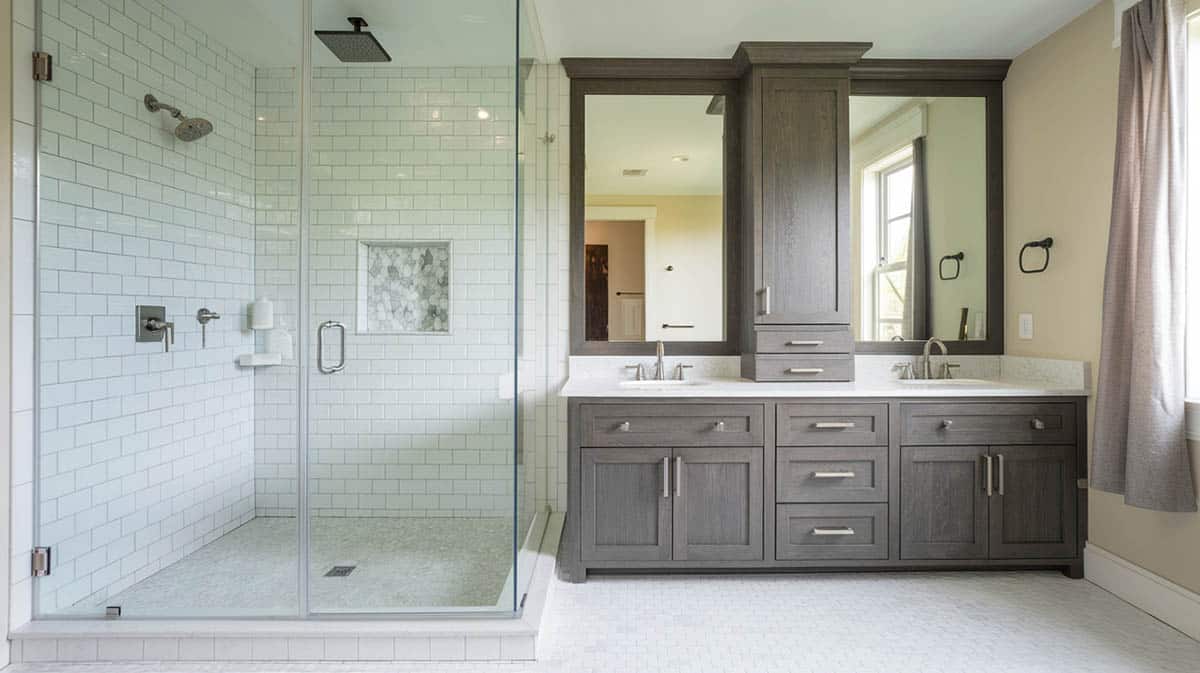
[849,96,916,140]
[586,96,724,196]
[533,0,1101,60]
[165,0,527,68]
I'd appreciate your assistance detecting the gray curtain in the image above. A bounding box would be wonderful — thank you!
[1093,0,1196,512]
[903,137,930,340]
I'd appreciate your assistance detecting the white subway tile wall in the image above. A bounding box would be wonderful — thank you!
[33,0,257,613]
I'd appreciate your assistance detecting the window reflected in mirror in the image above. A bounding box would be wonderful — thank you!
[584,95,726,343]
[850,96,988,343]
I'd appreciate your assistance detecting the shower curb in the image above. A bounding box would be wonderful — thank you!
[8,513,563,664]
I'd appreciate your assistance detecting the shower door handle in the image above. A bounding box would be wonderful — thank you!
[317,321,346,374]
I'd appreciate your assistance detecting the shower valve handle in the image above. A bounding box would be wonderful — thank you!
[145,318,175,352]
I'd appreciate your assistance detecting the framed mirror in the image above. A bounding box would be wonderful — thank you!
[849,78,1004,354]
[570,79,740,355]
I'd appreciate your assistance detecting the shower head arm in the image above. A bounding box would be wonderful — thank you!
[144,94,184,119]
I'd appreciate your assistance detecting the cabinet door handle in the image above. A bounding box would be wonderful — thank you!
[813,421,855,429]
[812,471,856,479]
[617,421,631,432]
[788,340,824,347]
[674,456,683,497]
[985,454,994,497]
[1031,418,1046,430]
[760,286,772,315]
[787,368,825,375]
[997,454,1005,495]
[941,419,954,430]
[662,457,670,498]
[811,527,855,536]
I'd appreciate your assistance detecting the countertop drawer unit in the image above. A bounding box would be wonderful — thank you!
[901,402,1076,446]
[754,326,853,354]
[776,504,888,560]
[580,403,764,447]
[776,447,887,503]
[749,355,854,382]
[777,402,888,446]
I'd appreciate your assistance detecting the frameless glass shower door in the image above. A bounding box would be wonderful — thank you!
[302,0,523,614]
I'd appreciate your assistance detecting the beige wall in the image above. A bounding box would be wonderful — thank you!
[1006,0,1200,593]
[586,194,724,341]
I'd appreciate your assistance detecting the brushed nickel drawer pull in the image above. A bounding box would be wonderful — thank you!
[812,471,856,479]
[787,340,824,346]
[812,527,855,536]
[787,368,825,375]
[761,286,772,315]
[997,453,1005,495]
[617,421,631,432]
[813,421,855,430]
[662,457,670,498]
[985,454,994,497]
[713,420,727,432]
[1031,418,1046,430]
[941,419,954,429]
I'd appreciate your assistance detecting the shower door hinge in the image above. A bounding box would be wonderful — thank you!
[31,547,51,577]
[32,52,52,81]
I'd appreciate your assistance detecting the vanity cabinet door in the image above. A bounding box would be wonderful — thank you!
[757,77,850,325]
[988,446,1077,559]
[672,447,764,561]
[900,446,990,560]
[581,448,673,562]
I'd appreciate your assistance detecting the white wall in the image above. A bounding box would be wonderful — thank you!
[32,0,258,613]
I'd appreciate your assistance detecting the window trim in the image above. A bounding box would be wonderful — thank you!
[868,154,914,341]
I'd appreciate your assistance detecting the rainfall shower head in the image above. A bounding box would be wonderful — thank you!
[316,17,392,63]
[144,94,214,142]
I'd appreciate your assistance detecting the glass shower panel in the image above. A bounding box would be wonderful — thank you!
[305,0,521,613]
[33,0,302,617]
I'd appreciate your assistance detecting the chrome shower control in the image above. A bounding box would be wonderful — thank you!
[196,308,221,348]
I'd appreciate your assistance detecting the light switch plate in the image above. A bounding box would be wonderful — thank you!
[1018,313,1034,340]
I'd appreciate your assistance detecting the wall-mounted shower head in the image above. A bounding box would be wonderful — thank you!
[316,17,392,63]
[144,94,214,142]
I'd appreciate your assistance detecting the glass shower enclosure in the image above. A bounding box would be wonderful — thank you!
[31,0,542,617]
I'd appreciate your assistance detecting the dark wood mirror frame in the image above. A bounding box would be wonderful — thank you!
[564,56,1009,357]
[849,68,1008,355]
[567,76,743,356]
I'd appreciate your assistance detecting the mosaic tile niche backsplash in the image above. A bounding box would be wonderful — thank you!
[358,241,451,333]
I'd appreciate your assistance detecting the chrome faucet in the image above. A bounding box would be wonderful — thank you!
[921,338,948,379]
[654,340,666,380]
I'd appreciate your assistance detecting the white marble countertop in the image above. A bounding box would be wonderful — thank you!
[560,376,1088,399]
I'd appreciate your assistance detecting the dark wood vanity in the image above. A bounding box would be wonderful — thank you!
[559,396,1087,582]
[558,45,1083,583]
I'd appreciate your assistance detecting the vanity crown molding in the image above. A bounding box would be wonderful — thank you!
[732,41,874,73]
[850,58,1012,81]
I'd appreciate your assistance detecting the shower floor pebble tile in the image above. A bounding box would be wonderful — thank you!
[9,571,1200,672]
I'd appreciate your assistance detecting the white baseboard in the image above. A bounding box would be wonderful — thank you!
[1085,543,1200,641]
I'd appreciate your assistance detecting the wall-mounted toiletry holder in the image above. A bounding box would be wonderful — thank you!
[1019,237,1054,273]
[939,252,964,280]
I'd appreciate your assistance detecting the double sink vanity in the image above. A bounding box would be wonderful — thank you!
[559,352,1087,582]
[559,43,1087,582]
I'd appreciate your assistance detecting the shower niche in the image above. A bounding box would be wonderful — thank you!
[30,0,546,619]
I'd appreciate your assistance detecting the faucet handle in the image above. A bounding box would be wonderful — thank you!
[941,363,961,379]
[892,362,914,380]
[624,364,646,381]
[675,364,694,381]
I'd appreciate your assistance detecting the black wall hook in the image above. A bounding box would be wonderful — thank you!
[939,252,964,280]
[1019,237,1054,274]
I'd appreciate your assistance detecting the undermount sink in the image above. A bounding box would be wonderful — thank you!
[619,379,709,388]
[896,378,993,386]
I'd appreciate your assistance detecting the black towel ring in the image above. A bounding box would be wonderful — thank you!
[1019,237,1054,274]
[939,252,964,281]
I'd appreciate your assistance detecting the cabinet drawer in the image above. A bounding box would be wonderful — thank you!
[776,504,888,560]
[754,326,853,354]
[776,447,887,503]
[777,402,888,446]
[580,404,764,447]
[901,403,1076,446]
[749,355,854,382]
